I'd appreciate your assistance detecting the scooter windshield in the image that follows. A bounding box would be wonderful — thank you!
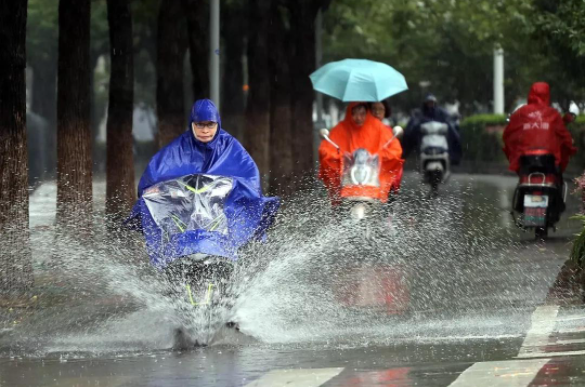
[341,148,380,187]
[142,174,233,239]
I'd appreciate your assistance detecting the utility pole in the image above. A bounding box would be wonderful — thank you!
[313,8,324,167]
[210,0,220,109]
[493,47,504,114]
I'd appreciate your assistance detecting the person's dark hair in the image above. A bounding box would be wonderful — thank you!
[368,100,391,118]
[351,103,368,114]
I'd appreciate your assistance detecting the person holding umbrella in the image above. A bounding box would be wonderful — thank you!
[310,59,409,205]
[318,102,404,205]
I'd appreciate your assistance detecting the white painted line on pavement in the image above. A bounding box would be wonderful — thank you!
[517,305,559,358]
[559,326,585,334]
[244,368,344,387]
[557,338,585,345]
[554,316,585,322]
[514,350,585,359]
[448,359,550,387]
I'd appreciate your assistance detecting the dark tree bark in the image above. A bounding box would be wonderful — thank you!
[56,0,93,229]
[106,0,135,222]
[287,0,331,181]
[0,0,33,293]
[268,2,294,196]
[182,0,209,100]
[221,0,247,141]
[156,0,188,148]
[245,0,271,180]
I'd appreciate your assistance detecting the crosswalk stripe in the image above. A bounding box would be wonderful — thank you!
[556,338,585,345]
[517,305,559,358]
[514,350,585,359]
[447,359,550,387]
[243,368,344,387]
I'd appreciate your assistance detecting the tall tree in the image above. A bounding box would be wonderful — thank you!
[156,0,188,148]
[0,0,33,293]
[268,1,294,196]
[182,0,209,100]
[288,0,331,181]
[56,0,93,229]
[245,0,271,180]
[105,0,135,222]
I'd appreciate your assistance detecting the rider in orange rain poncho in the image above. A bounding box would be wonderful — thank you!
[319,102,404,205]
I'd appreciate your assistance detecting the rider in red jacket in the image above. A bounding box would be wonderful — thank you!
[503,82,576,173]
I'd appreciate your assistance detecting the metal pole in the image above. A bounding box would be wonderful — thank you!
[210,0,220,109]
[493,47,504,114]
[313,8,324,168]
[315,9,323,123]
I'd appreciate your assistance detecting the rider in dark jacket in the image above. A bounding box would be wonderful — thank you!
[403,93,462,165]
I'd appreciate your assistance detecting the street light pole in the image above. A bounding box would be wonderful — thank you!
[210,0,220,109]
[313,8,324,167]
[493,47,504,114]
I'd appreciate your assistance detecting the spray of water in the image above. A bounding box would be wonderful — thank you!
[0,175,571,357]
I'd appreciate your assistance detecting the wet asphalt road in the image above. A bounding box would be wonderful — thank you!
[2,173,585,386]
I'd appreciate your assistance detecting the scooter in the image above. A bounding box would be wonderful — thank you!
[511,153,567,239]
[320,127,403,225]
[507,109,575,240]
[419,121,450,196]
[138,174,244,346]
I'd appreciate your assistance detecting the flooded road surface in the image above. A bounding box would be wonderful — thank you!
[2,173,585,386]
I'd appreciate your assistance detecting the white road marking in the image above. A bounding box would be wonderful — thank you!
[244,368,344,387]
[515,350,585,359]
[517,305,559,358]
[554,316,585,322]
[448,359,550,387]
[557,338,585,345]
[559,326,585,334]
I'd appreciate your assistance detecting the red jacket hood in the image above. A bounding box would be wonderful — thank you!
[527,82,550,106]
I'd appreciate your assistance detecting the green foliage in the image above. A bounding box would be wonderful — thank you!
[27,0,58,66]
[322,0,579,116]
[570,214,585,267]
[461,114,507,126]
[460,114,507,164]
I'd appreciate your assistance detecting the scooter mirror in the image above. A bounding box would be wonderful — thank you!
[319,128,330,139]
[392,126,404,139]
[563,112,577,124]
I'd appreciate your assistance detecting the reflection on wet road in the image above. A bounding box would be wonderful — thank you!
[1,173,585,386]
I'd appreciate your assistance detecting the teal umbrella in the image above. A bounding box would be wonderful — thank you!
[310,59,408,102]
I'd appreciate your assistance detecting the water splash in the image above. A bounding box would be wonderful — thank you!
[0,174,575,357]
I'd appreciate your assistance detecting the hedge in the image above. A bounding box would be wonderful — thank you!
[459,114,507,166]
[459,114,585,174]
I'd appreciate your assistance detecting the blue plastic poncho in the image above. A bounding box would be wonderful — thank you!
[128,99,279,269]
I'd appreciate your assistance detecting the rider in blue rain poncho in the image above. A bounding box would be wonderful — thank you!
[128,99,279,269]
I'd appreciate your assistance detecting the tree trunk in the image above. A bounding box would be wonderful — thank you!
[268,2,293,196]
[56,0,93,229]
[105,0,135,222]
[156,0,188,148]
[221,0,246,141]
[0,0,33,294]
[182,0,209,100]
[287,1,330,182]
[245,0,271,181]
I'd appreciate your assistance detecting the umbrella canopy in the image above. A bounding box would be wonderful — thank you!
[310,59,408,102]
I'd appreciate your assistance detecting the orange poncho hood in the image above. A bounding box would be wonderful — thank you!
[318,102,404,203]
